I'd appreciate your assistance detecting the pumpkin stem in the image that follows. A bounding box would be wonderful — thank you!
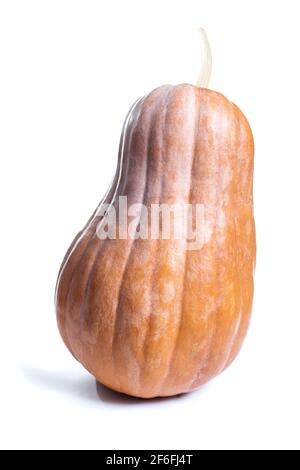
[196,28,212,88]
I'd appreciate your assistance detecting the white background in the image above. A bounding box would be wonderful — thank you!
[1,0,299,450]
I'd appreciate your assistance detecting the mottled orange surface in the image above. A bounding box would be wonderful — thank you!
[55,84,256,398]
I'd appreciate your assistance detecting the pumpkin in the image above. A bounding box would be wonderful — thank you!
[55,29,255,398]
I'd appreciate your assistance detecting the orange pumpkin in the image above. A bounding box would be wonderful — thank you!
[55,30,255,398]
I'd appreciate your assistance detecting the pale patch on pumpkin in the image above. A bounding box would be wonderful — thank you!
[208,105,231,138]
[122,344,140,391]
[152,281,176,306]
[203,220,213,243]
[216,208,226,229]
[161,281,176,303]
[148,311,173,342]
[220,165,232,189]
[133,287,151,309]
[200,297,215,321]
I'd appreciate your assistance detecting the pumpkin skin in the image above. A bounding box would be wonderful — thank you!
[55,84,255,398]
